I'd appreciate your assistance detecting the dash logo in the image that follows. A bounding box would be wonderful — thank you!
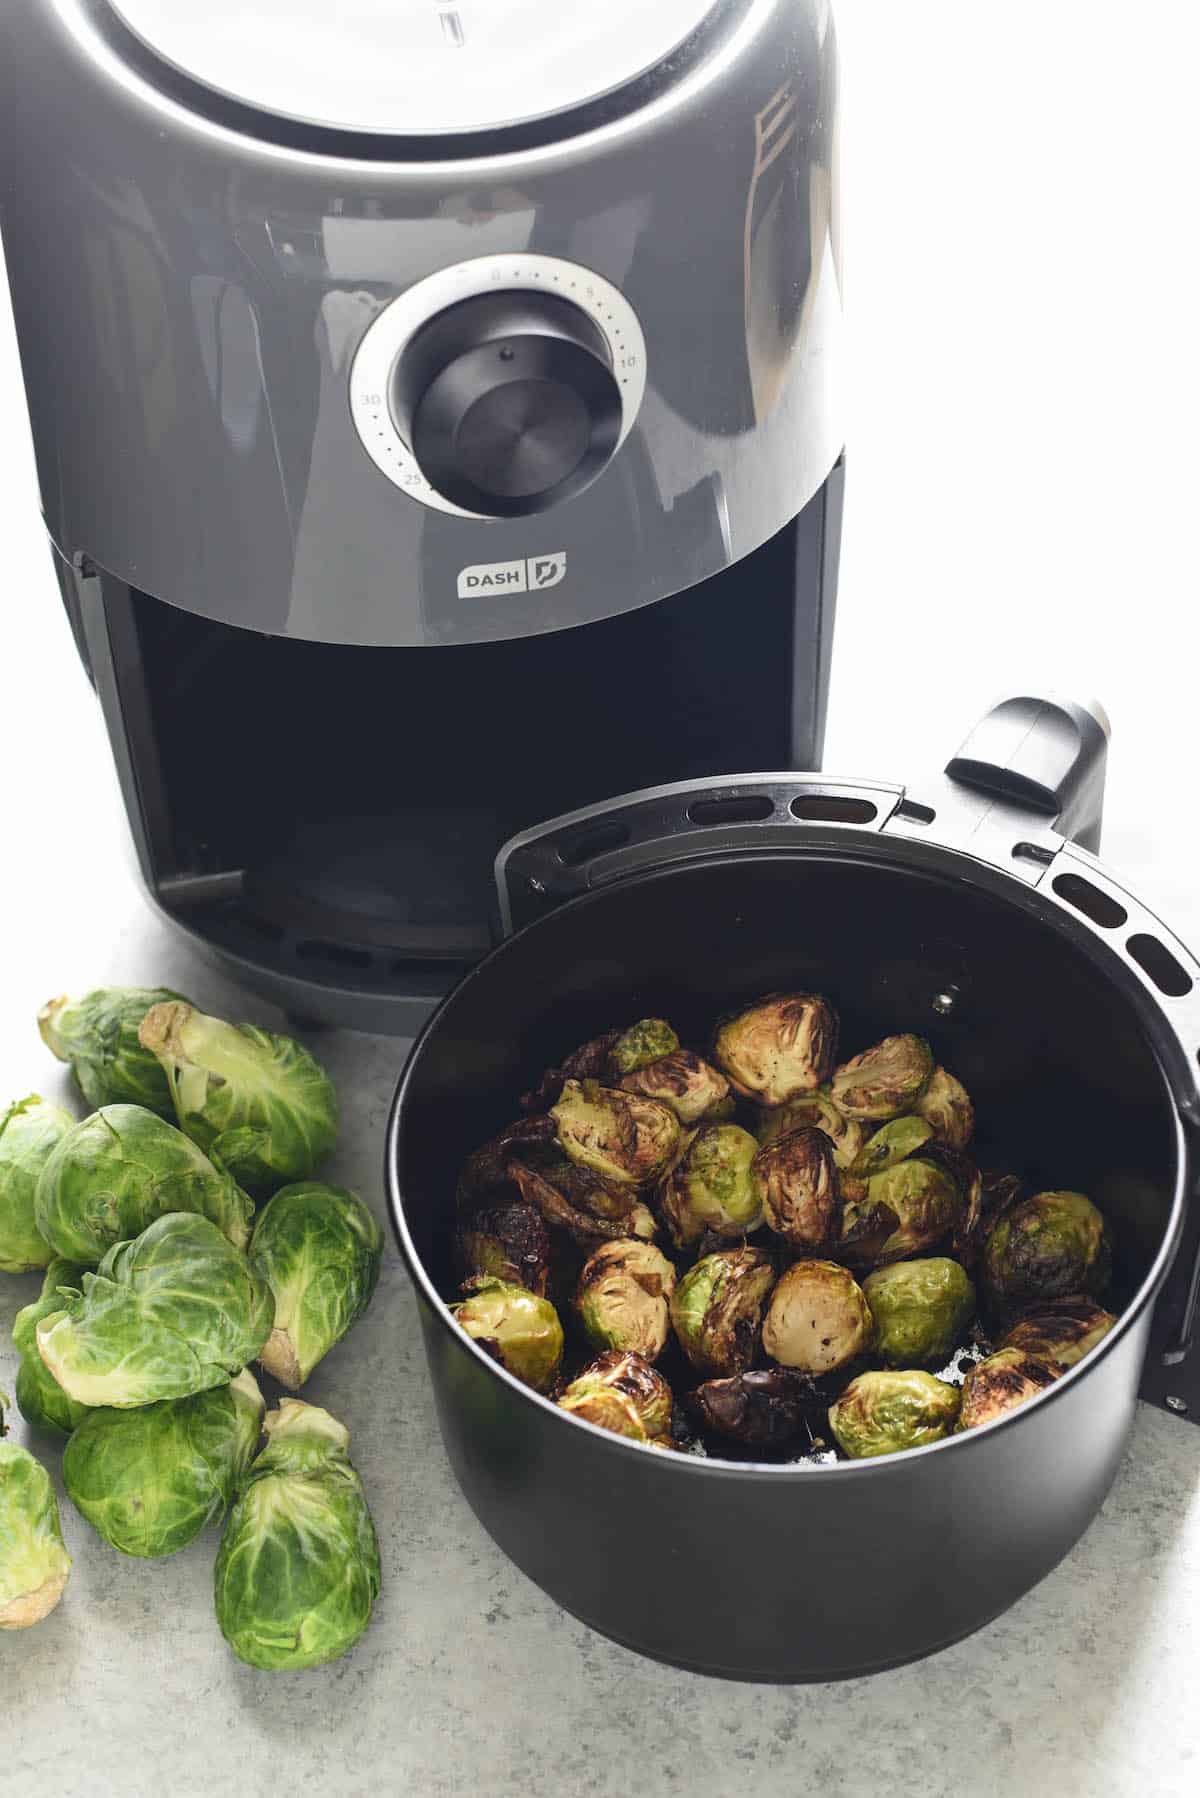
[457,553,567,599]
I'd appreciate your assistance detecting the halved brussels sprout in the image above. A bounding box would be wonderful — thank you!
[956,1347,1063,1431]
[451,1279,563,1392]
[522,1021,679,1112]
[457,1199,552,1295]
[139,1003,337,1196]
[829,1370,961,1459]
[509,1158,645,1246]
[34,1103,254,1263]
[12,1259,90,1435]
[836,1189,902,1267]
[752,1126,841,1254]
[670,1247,776,1377]
[38,986,188,1115]
[983,1191,1111,1310]
[755,1088,871,1168]
[0,1095,72,1272]
[830,1034,934,1121]
[861,1258,976,1367]
[558,1350,674,1441]
[575,1239,676,1361]
[550,1081,681,1189]
[214,1400,380,1670]
[63,1370,264,1558]
[249,1184,382,1389]
[851,1115,935,1178]
[621,1051,733,1125]
[762,1260,873,1375]
[1001,1296,1117,1368]
[660,1123,764,1248]
[608,1019,681,1078]
[915,1067,975,1151]
[686,1368,814,1448]
[858,1155,964,1264]
[36,1212,274,1409]
[0,1412,72,1629]
[713,993,837,1107]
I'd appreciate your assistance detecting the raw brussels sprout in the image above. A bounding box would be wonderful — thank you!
[752,1125,841,1254]
[850,1115,935,1178]
[669,1247,776,1377]
[34,1103,254,1263]
[550,1081,681,1188]
[12,1259,90,1435]
[214,1400,380,1670]
[755,1089,870,1169]
[620,1050,733,1124]
[687,1369,814,1448]
[829,1370,961,1459]
[915,1067,975,1151]
[575,1239,677,1361]
[713,993,837,1106]
[38,986,188,1115]
[1001,1296,1117,1368]
[861,1258,976,1367]
[983,1191,1111,1310]
[62,1370,265,1558]
[250,1184,382,1389]
[608,1019,681,1077]
[558,1350,673,1440]
[761,1260,873,1375]
[0,1409,72,1630]
[858,1155,964,1264]
[36,1212,274,1409]
[956,1347,1063,1431]
[451,1278,563,1391]
[457,1199,551,1295]
[830,1034,934,1121]
[0,1095,72,1272]
[139,1002,337,1195]
[660,1123,764,1248]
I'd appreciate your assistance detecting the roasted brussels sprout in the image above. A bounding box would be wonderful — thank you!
[34,1103,254,1263]
[755,1088,871,1168]
[859,1155,964,1264]
[861,1258,976,1367]
[139,1002,337,1195]
[457,1199,552,1295]
[983,1190,1111,1310]
[0,1410,72,1629]
[956,1347,1063,1431]
[670,1247,776,1377]
[575,1239,676,1361]
[608,1019,681,1077]
[660,1123,764,1248]
[550,1080,681,1189]
[249,1184,382,1389]
[686,1369,815,1447]
[762,1260,873,1375]
[752,1126,841,1254]
[1001,1296,1116,1368]
[214,1400,380,1670]
[558,1350,674,1441]
[522,1021,679,1111]
[836,1189,903,1267]
[830,1034,934,1121]
[38,985,188,1115]
[509,1158,646,1245]
[0,1095,72,1272]
[915,1067,975,1150]
[621,1050,733,1125]
[713,993,837,1106]
[451,1279,563,1392]
[12,1259,90,1435]
[36,1212,274,1409]
[851,1115,935,1178]
[829,1370,961,1459]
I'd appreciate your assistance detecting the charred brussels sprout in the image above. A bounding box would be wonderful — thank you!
[861,1258,976,1367]
[830,1034,934,1122]
[0,1095,72,1272]
[915,1067,975,1151]
[1001,1296,1117,1368]
[983,1191,1111,1310]
[608,1019,681,1077]
[713,993,837,1107]
[451,1279,563,1392]
[38,985,188,1115]
[762,1260,873,1375]
[756,1088,870,1168]
[575,1239,676,1361]
[956,1347,1063,1431]
[250,1185,382,1389]
[551,1080,681,1189]
[509,1158,646,1246]
[12,1259,90,1435]
[830,1370,961,1459]
[851,1115,935,1178]
[670,1247,776,1377]
[457,1199,551,1295]
[621,1051,733,1125]
[0,1412,72,1630]
[558,1350,673,1440]
[660,1123,764,1248]
[687,1369,814,1448]
[752,1126,841,1254]
[859,1155,964,1264]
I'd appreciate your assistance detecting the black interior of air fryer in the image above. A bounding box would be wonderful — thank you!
[397,850,1180,1329]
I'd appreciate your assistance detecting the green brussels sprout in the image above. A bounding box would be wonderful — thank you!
[36,1211,274,1409]
[0,1095,72,1272]
[550,1080,681,1188]
[451,1279,564,1392]
[38,986,188,1115]
[829,1370,961,1460]
[34,1103,254,1263]
[62,1370,265,1558]
[956,1347,1063,1432]
[1000,1296,1117,1368]
[851,1115,935,1178]
[575,1239,677,1361]
[139,1002,338,1195]
[607,1019,681,1077]
[12,1259,90,1435]
[755,1088,870,1168]
[752,1125,841,1254]
[686,1369,814,1448]
[214,1399,380,1671]
[859,1155,964,1264]
[983,1191,1111,1310]
[761,1259,873,1375]
[660,1123,764,1248]
[558,1350,673,1440]
[669,1247,776,1377]
[457,1199,551,1295]
[861,1258,976,1367]
[713,993,837,1107]
[249,1184,382,1389]
[620,1050,734,1124]
[830,1034,934,1121]
[0,1413,72,1630]
[914,1067,975,1151]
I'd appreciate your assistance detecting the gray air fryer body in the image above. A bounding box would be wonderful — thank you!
[0,0,844,1030]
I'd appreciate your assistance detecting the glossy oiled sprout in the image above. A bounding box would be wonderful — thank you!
[857,1156,964,1265]
[829,1034,934,1122]
[861,1259,976,1367]
[752,1126,841,1254]
[558,1350,674,1442]
[761,1260,873,1376]
[620,1050,733,1125]
[550,1081,681,1189]
[250,1184,382,1389]
[686,1369,814,1448]
[0,1095,72,1273]
[956,1347,1064,1432]
[0,1408,72,1630]
[983,1190,1111,1311]
[670,1248,777,1378]
[713,993,837,1107]
[659,1123,764,1248]
[575,1239,677,1362]
[12,1259,90,1435]
[914,1067,975,1151]
[829,1370,961,1459]
[1000,1296,1116,1368]
[451,1279,563,1392]
[38,986,189,1115]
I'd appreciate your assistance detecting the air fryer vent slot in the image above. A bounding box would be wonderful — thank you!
[789,795,879,824]
[687,795,776,826]
[1052,873,1128,930]
[1127,934,1193,998]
